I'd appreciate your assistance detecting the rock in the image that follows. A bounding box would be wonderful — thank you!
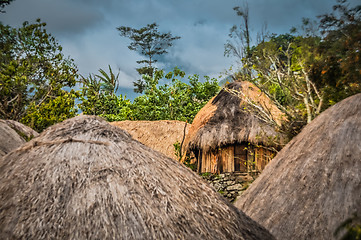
[226,180,235,185]
[226,184,243,191]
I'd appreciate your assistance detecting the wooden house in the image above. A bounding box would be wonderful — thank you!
[183,81,286,174]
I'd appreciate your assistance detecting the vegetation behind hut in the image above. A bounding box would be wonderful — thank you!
[225,0,361,138]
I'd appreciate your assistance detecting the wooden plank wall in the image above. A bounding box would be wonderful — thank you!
[221,146,234,173]
[234,143,247,172]
[199,146,235,173]
[198,144,275,174]
[255,147,275,172]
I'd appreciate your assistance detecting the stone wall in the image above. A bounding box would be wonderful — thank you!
[201,172,255,202]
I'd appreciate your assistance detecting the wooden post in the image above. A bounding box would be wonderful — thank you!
[197,150,202,173]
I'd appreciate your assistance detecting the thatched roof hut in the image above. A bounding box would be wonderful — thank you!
[110,120,190,160]
[234,93,361,240]
[1,119,39,140]
[184,81,286,174]
[0,115,274,239]
[0,120,39,157]
[0,120,26,157]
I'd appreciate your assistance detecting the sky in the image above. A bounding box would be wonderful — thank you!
[0,0,358,99]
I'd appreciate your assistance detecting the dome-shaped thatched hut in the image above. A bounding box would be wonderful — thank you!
[110,120,190,160]
[183,81,286,174]
[0,120,25,157]
[234,93,361,240]
[0,115,274,239]
[0,120,39,157]
[2,119,39,140]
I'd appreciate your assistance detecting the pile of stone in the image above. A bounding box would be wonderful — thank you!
[201,172,255,202]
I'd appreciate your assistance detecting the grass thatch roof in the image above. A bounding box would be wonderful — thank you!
[184,81,286,152]
[1,119,39,140]
[110,120,190,160]
[0,115,274,239]
[234,93,361,240]
[0,120,26,157]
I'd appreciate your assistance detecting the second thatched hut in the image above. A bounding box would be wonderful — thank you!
[0,120,38,157]
[183,81,286,174]
[110,120,189,160]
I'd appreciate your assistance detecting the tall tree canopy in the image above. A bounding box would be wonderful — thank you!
[80,67,220,123]
[117,23,180,93]
[224,3,252,78]
[0,0,14,13]
[226,0,361,138]
[0,19,78,131]
[313,0,361,104]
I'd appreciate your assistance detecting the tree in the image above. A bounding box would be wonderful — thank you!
[0,0,14,13]
[129,68,220,122]
[313,0,361,106]
[225,0,361,138]
[0,19,78,131]
[21,90,78,132]
[224,2,253,79]
[93,67,220,123]
[244,34,323,136]
[117,23,180,93]
[78,65,131,118]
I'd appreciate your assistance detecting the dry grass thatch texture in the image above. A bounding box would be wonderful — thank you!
[184,81,286,152]
[110,120,190,160]
[0,120,26,157]
[234,93,361,240]
[0,115,274,240]
[228,81,285,126]
[2,119,39,140]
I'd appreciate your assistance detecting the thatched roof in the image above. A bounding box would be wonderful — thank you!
[0,115,274,239]
[0,120,26,157]
[184,81,286,152]
[1,119,39,140]
[110,120,190,160]
[234,93,361,240]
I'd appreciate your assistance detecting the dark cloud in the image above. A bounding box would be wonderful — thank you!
[1,0,359,88]
[0,0,104,35]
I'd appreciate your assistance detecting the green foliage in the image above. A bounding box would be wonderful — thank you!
[0,0,14,13]
[117,23,181,93]
[96,65,119,95]
[224,3,252,78]
[314,0,361,106]
[201,172,212,178]
[79,65,132,119]
[21,90,78,132]
[130,67,220,123]
[183,158,197,172]
[0,19,78,131]
[82,67,220,124]
[173,141,182,160]
[227,0,360,138]
[334,214,361,240]
[241,33,323,137]
[173,140,196,171]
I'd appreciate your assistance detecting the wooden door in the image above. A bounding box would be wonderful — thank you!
[221,146,234,172]
[234,143,248,172]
